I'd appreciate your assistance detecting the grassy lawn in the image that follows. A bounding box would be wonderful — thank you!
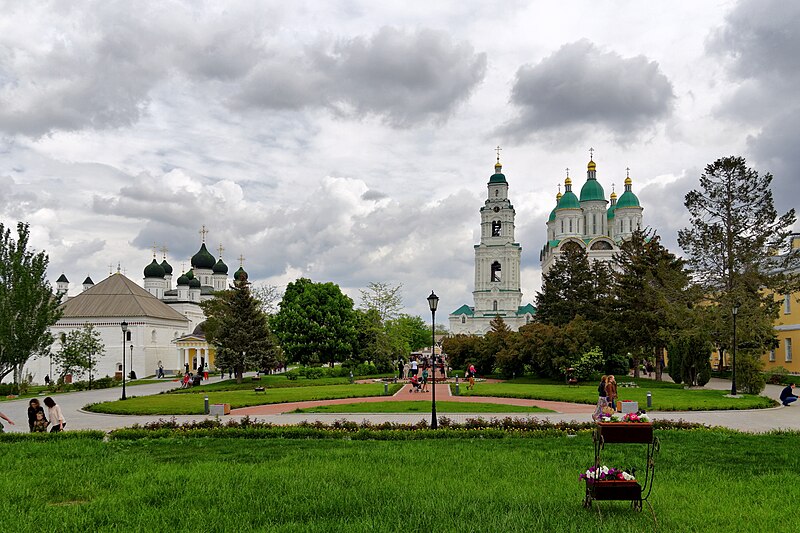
[456,381,776,410]
[172,375,359,393]
[293,400,553,414]
[0,430,796,531]
[85,383,403,415]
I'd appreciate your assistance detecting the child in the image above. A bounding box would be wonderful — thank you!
[32,411,48,432]
[409,374,422,393]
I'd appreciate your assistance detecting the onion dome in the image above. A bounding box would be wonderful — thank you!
[177,273,190,286]
[580,159,605,202]
[213,258,228,274]
[185,269,194,280]
[233,266,248,282]
[189,277,201,288]
[616,176,641,209]
[160,259,173,275]
[548,191,562,222]
[57,274,69,283]
[607,191,618,219]
[191,243,216,269]
[488,161,507,184]
[556,177,580,210]
[144,259,166,279]
[588,160,596,171]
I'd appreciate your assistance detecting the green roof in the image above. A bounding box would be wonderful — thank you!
[607,205,616,219]
[191,243,216,269]
[160,259,173,275]
[56,274,69,283]
[517,304,536,316]
[579,178,606,202]
[143,259,165,279]
[213,258,228,274]
[616,190,641,209]
[548,239,560,248]
[451,304,474,316]
[548,207,557,222]
[488,172,507,184]
[556,191,580,210]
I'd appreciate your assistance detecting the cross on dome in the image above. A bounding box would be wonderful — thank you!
[199,225,209,243]
[217,243,225,257]
[494,145,502,163]
[589,147,594,160]
[238,254,245,267]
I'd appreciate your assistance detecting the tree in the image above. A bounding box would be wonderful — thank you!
[441,334,483,373]
[0,223,62,382]
[385,314,430,356]
[271,278,358,367]
[678,156,798,389]
[353,309,394,372]
[53,325,104,382]
[200,279,279,383]
[251,282,282,315]
[359,282,403,322]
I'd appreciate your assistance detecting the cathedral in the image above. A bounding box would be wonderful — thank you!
[540,154,644,273]
[449,155,536,334]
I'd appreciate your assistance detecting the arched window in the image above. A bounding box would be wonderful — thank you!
[526,315,531,324]
[492,220,501,237]
[561,220,564,233]
[491,261,501,282]
[569,219,573,233]
[495,189,499,197]
[493,300,498,311]
[461,316,466,324]
[151,330,157,343]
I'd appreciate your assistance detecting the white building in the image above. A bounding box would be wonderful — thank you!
[540,156,644,273]
[449,157,536,334]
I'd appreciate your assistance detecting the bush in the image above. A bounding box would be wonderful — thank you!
[736,354,766,395]
[766,366,790,385]
[0,383,19,395]
[603,353,630,377]
[285,370,299,380]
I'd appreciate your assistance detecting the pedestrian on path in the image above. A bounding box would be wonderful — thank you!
[410,359,418,377]
[422,367,429,392]
[397,359,405,380]
[780,383,797,406]
[606,375,618,412]
[43,397,66,433]
[467,363,476,390]
[27,399,46,432]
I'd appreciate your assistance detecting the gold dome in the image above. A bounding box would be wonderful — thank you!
[610,191,617,199]
[588,160,596,171]
[556,191,562,200]
[625,176,632,186]
[565,176,572,186]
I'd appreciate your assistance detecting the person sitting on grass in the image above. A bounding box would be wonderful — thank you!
[780,383,797,406]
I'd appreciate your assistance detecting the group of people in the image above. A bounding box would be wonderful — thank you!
[592,375,619,420]
[0,397,66,433]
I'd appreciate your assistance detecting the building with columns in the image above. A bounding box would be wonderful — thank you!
[449,156,536,334]
[540,155,644,273]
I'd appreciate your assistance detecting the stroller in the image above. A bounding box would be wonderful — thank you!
[409,376,423,393]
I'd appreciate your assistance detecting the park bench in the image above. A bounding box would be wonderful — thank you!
[254,387,266,394]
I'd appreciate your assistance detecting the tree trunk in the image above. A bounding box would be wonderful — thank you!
[632,355,640,379]
[654,346,664,381]
[235,366,243,384]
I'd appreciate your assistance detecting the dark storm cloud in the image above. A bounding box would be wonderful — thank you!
[233,27,487,126]
[502,40,674,140]
[747,111,800,217]
[361,189,388,201]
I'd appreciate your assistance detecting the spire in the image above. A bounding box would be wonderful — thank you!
[494,145,503,173]
[625,167,632,191]
[199,225,208,243]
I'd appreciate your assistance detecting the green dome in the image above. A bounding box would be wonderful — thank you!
[144,259,166,279]
[488,172,507,184]
[579,179,606,202]
[185,269,194,280]
[213,258,228,274]
[177,273,190,286]
[548,207,557,222]
[160,259,173,275]
[191,243,216,269]
[189,277,201,288]
[556,191,580,210]
[607,205,616,219]
[615,191,641,209]
[233,266,248,282]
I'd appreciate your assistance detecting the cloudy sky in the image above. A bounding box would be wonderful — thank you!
[1,0,798,320]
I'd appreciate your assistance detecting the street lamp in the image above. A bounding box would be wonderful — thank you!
[129,344,134,380]
[120,321,128,400]
[731,304,739,396]
[427,290,439,429]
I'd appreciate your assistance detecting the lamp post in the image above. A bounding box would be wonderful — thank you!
[731,304,739,396]
[120,321,128,400]
[129,344,134,380]
[427,291,439,429]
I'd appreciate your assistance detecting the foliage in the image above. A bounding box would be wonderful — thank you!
[668,332,713,387]
[734,352,766,395]
[678,156,799,361]
[200,279,280,382]
[293,400,552,414]
[566,346,604,381]
[765,366,789,385]
[250,282,282,315]
[352,308,394,372]
[385,314,430,353]
[441,334,483,373]
[0,222,63,382]
[271,278,358,367]
[52,324,104,381]
[359,281,403,322]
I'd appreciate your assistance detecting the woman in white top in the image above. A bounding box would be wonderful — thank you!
[410,359,418,377]
[43,397,66,432]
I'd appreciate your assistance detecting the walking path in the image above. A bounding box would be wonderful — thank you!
[0,375,796,434]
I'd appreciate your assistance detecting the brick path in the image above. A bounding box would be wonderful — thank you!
[232,382,595,416]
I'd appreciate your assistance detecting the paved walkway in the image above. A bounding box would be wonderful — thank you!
[0,375,796,434]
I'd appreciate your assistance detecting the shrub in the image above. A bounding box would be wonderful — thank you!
[0,383,19,395]
[766,366,789,385]
[735,353,766,395]
[603,353,630,377]
[285,370,299,380]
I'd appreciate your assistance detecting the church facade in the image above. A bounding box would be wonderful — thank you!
[540,156,644,273]
[449,157,536,334]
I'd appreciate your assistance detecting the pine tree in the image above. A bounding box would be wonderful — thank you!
[534,244,597,326]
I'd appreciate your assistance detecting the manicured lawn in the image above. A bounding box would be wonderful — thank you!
[85,383,403,415]
[173,375,359,393]
[455,381,776,410]
[0,430,796,531]
[293,400,553,414]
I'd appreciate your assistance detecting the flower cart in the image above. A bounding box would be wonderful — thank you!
[582,413,660,511]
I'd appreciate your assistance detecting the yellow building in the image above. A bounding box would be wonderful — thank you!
[762,234,800,374]
[174,322,217,374]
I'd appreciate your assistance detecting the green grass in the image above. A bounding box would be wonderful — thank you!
[0,430,796,531]
[172,375,359,393]
[85,383,403,415]
[456,381,776,410]
[293,400,553,414]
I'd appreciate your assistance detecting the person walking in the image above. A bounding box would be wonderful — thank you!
[421,367,429,392]
[43,397,66,433]
[410,358,419,377]
[27,399,47,432]
[397,359,405,380]
[606,375,619,412]
[780,383,797,406]
[467,363,476,390]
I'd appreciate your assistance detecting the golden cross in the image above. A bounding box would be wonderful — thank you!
[612,182,616,193]
[217,243,225,258]
[152,242,158,258]
[181,261,186,273]
[495,145,502,162]
[238,254,245,267]
[626,167,630,178]
[589,147,594,160]
[565,167,569,178]
[199,225,208,243]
